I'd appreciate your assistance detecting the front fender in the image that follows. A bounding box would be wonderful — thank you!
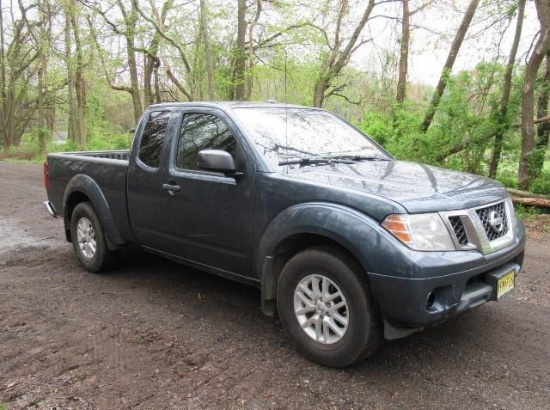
[63,174,125,246]
[255,202,381,314]
[256,202,381,273]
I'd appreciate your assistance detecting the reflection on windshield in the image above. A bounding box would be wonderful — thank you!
[231,107,386,167]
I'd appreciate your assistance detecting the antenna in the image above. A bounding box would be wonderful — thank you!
[284,48,288,105]
[284,48,288,168]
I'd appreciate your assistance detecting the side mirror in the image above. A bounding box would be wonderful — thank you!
[197,149,240,175]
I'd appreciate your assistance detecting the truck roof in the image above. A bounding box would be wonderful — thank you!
[147,101,315,110]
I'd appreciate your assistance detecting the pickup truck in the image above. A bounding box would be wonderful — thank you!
[44,102,526,367]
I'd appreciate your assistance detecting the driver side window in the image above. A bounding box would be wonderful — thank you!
[176,113,237,171]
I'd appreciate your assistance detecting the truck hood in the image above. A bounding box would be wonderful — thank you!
[286,160,508,213]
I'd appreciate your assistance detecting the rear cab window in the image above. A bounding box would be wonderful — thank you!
[137,110,172,169]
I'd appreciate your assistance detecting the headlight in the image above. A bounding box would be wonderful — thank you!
[382,213,456,251]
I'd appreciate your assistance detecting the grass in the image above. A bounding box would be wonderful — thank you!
[0,145,42,162]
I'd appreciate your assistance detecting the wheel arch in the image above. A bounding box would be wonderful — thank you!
[63,174,125,248]
[256,203,380,316]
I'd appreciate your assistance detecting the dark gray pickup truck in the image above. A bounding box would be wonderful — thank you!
[44,102,525,367]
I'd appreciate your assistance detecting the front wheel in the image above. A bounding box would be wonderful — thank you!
[277,247,381,367]
[70,202,118,273]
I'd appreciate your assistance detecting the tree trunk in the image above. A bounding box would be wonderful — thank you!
[531,52,550,180]
[144,0,172,106]
[37,0,53,155]
[511,196,550,208]
[518,0,550,190]
[420,0,480,132]
[65,11,77,145]
[70,12,86,150]
[488,0,526,178]
[126,4,142,123]
[245,0,262,100]
[200,0,215,100]
[0,0,7,151]
[396,0,410,104]
[37,66,46,154]
[113,0,143,123]
[144,41,160,107]
[313,76,330,108]
[234,0,247,101]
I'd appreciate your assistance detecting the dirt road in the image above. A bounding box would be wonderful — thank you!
[1,161,549,410]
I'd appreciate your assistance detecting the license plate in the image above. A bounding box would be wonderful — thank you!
[497,271,515,299]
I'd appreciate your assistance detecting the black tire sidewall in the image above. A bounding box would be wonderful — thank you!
[70,202,109,273]
[277,247,378,368]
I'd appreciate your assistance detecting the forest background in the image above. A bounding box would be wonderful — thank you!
[1,0,549,199]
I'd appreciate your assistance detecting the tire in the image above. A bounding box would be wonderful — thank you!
[70,202,118,273]
[277,246,381,368]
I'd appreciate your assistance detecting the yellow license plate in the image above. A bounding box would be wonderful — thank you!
[497,271,515,299]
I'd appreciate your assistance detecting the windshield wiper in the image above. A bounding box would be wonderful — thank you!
[278,154,391,167]
[278,157,355,166]
[326,154,391,162]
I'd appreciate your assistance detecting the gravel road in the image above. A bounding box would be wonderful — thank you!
[1,161,549,410]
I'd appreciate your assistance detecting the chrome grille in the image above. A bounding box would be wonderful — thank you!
[449,216,468,245]
[442,199,515,254]
[475,202,508,241]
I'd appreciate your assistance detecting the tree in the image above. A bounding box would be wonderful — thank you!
[23,0,56,153]
[488,0,526,179]
[532,52,550,180]
[0,0,40,151]
[131,0,194,101]
[518,0,550,189]
[396,0,410,104]
[313,0,376,107]
[233,0,247,100]
[89,0,143,123]
[142,1,169,107]
[63,0,88,149]
[200,0,215,100]
[420,0,480,132]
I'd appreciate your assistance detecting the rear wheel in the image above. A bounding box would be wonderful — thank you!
[70,202,118,273]
[277,246,381,367]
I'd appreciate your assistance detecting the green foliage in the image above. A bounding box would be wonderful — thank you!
[83,80,133,151]
[357,104,425,161]
[514,204,547,219]
[86,132,132,151]
[354,60,549,200]
[529,171,550,195]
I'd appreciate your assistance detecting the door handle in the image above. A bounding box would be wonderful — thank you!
[162,183,181,195]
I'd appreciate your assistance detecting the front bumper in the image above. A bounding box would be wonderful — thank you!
[367,220,525,338]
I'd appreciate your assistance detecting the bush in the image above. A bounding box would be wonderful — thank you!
[529,171,550,195]
[87,131,132,151]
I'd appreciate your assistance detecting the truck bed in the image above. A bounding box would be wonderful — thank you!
[51,150,130,161]
[46,150,133,244]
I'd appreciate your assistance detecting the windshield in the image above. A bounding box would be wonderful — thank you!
[231,107,389,167]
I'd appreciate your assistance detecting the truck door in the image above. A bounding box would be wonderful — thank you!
[127,109,175,247]
[154,109,255,277]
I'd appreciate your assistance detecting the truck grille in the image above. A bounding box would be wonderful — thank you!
[449,216,468,245]
[475,202,508,241]
[443,199,514,254]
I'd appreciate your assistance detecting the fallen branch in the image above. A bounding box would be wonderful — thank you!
[507,188,550,199]
[511,196,550,208]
